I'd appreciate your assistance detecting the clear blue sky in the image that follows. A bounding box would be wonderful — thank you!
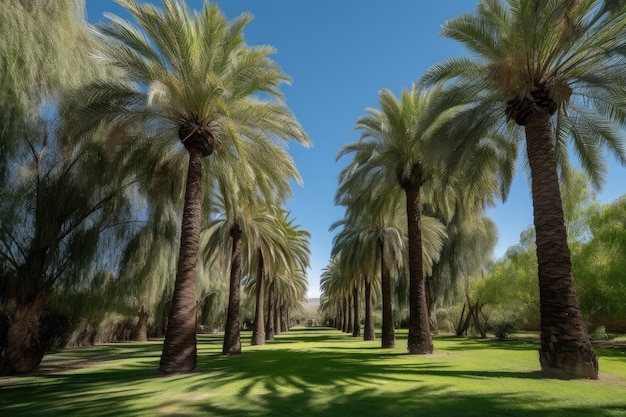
[85,1,626,298]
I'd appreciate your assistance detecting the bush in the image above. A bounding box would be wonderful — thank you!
[490,320,518,341]
[590,325,609,341]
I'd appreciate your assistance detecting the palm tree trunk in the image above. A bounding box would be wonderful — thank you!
[336,306,342,330]
[273,301,281,335]
[405,183,433,354]
[279,305,287,332]
[363,278,376,341]
[343,295,352,333]
[380,239,395,348]
[352,285,361,337]
[251,249,265,345]
[525,113,598,379]
[265,278,275,341]
[2,292,48,374]
[160,149,203,374]
[284,306,289,331]
[223,223,243,355]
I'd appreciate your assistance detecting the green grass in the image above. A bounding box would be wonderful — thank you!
[1,327,625,416]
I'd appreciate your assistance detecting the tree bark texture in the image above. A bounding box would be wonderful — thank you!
[352,286,361,337]
[405,183,433,354]
[251,249,265,345]
[223,223,243,355]
[265,279,275,341]
[341,297,349,333]
[525,113,598,379]
[131,306,149,342]
[2,293,48,374]
[363,278,376,341]
[346,296,353,334]
[380,239,396,348]
[273,301,281,335]
[159,149,203,374]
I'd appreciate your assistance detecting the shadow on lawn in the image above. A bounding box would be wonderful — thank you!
[2,328,625,417]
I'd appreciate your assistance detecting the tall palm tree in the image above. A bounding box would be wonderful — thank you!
[421,0,626,378]
[80,0,309,373]
[338,85,455,354]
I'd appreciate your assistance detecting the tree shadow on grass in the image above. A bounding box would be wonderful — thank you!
[36,342,164,374]
[2,328,625,417]
[191,385,626,417]
[435,336,539,352]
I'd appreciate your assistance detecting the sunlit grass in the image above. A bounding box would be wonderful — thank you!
[1,327,625,416]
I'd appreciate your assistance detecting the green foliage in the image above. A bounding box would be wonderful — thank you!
[573,196,626,329]
[0,0,133,308]
[471,240,540,330]
[473,182,626,332]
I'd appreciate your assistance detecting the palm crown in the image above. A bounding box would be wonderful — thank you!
[85,0,309,157]
[422,0,626,184]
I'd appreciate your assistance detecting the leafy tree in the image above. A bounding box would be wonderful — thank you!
[422,0,626,378]
[574,196,626,329]
[426,207,498,332]
[472,229,540,333]
[0,0,132,375]
[80,0,309,373]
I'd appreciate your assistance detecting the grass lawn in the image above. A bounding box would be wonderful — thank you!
[1,327,625,416]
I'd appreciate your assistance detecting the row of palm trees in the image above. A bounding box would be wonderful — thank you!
[81,0,314,374]
[321,0,626,379]
[1,0,312,375]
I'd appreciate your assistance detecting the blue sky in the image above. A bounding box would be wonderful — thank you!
[85,1,626,298]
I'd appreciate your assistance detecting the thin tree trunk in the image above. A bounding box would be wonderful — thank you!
[160,149,203,374]
[2,293,48,374]
[338,304,343,330]
[265,279,275,341]
[251,249,265,345]
[131,306,149,342]
[525,113,598,379]
[274,301,281,335]
[405,182,433,354]
[280,305,288,332]
[380,239,396,348]
[345,295,354,333]
[223,223,243,355]
[428,301,439,335]
[352,285,361,337]
[363,278,376,341]
[341,297,348,333]
[455,303,468,336]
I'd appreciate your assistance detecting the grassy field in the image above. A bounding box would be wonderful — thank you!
[1,327,625,416]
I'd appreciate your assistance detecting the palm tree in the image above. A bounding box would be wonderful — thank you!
[270,213,310,334]
[330,215,391,343]
[239,209,309,345]
[421,0,626,378]
[338,85,454,354]
[80,0,309,373]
